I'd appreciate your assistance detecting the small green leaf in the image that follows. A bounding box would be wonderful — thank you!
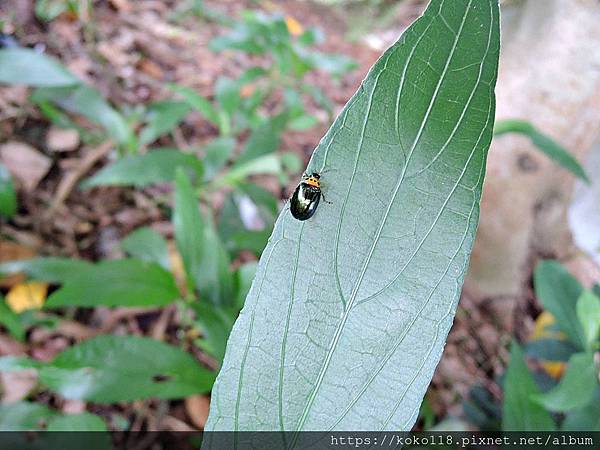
[121,227,170,270]
[533,352,598,412]
[82,148,203,188]
[215,77,241,117]
[168,84,220,126]
[45,259,179,308]
[203,137,236,181]
[39,335,214,402]
[139,100,191,145]
[576,291,600,350]
[46,412,107,431]
[0,48,79,87]
[210,154,283,189]
[0,162,17,218]
[494,119,589,183]
[0,296,27,341]
[502,342,555,431]
[0,401,57,430]
[534,261,586,349]
[0,257,93,284]
[235,115,286,166]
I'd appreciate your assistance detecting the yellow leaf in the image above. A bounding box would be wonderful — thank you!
[285,16,304,37]
[5,282,48,313]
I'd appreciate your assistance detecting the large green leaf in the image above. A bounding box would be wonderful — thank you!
[39,335,214,402]
[45,259,179,308]
[533,352,598,412]
[502,342,555,431]
[0,48,79,87]
[494,119,589,183]
[534,261,586,350]
[205,0,500,436]
[82,148,203,188]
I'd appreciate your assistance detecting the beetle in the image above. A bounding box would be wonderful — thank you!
[290,172,327,221]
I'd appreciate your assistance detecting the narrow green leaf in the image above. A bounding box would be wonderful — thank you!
[175,167,234,307]
[39,335,215,402]
[0,162,17,218]
[0,257,93,284]
[82,148,203,188]
[46,412,108,431]
[174,168,205,293]
[502,342,555,431]
[121,227,170,270]
[533,352,598,412]
[206,0,500,433]
[494,119,589,183]
[45,259,179,308]
[576,291,600,350]
[534,260,586,349]
[0,402,57,430]
[0,48,79,87]
[215,77,241,117]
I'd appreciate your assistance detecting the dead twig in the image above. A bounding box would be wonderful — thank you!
[45,140,114,218]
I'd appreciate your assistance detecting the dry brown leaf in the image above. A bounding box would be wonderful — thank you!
[0,141,52,192]
[5,282,48,313]
[0,241,36,288]
[184,395,210,429]
[46,126,80,152]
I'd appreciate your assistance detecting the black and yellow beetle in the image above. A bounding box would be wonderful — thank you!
[290,172,325,221]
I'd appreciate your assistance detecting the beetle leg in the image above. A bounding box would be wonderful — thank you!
[321,192,333,204]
